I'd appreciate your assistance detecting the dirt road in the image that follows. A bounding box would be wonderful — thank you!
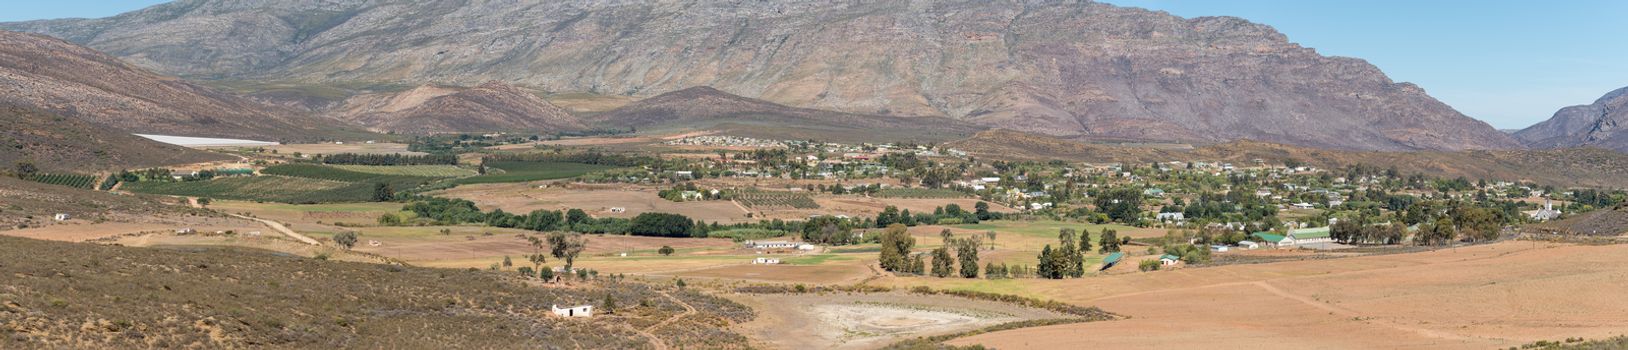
[187,196,320,246]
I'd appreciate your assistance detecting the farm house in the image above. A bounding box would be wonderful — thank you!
[1160,254,1182,266]
[552,304,593,318]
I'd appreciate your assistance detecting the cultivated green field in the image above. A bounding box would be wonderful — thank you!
[455,161,620,184]
[122,176,374,203]
[331,164,478,177]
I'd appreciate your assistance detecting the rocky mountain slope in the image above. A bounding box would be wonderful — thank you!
[332,82,586,134]
[0,30,361,141]
[592,86,983,143]
[0,106,231,172]
[2,0,1519,151]
[1514,86,1628,152]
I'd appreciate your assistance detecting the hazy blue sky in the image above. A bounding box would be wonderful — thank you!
[4,0,1623,128]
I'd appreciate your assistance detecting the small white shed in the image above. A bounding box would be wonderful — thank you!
[552,304,593,318]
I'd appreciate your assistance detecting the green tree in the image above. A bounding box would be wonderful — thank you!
[930,246,954,278]
[602,295,617,314]
[1093,188,1143,223]
[13,161,38,179]
[1098,228,1121,253]
[1077,229,1092,256]
[878,224,915,272]
[876,206,901,228]
[539,266,555,281]
[548,232,587,271]
[377,213,402,226]
[1036,245,1057,279]
[333,231,358,249]
[957,236,981,278]
[502,255,513,267]
[372,182,395,202]
[975,201,992,220]
[658,245,675,256]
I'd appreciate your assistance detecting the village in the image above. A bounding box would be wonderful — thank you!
[8,130,1625,350]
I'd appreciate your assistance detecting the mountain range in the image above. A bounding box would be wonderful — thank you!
[0,30,358,142]
[1514,86,1628,152]
[0,0,1525,151]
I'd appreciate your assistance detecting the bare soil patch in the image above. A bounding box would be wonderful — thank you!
[732,293,1069,350]
[929,241,1628,349]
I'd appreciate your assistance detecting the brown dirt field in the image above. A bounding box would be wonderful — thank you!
[437,184,756,223]
[920,241,1628,349]
[732,293,1071,350]
[670,263,873,285]
[1,218,261,242]
[350,231,736,266]
[111,234,387,264]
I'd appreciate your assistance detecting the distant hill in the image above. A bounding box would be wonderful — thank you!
[950,129,1628,188]
[1514,86,1628,152]
[1,0,1518,151]
[591,87,984,143]
[0,30,365,141]
[0,106,231,172]
[332,82,586,134]
[0,235,754,349]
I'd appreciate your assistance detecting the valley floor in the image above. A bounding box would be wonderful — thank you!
[910,241,1628,349]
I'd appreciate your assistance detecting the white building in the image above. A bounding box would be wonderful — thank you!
[552,304,593,318]
[1156,212,1185,222]
[745,241,799,250]
[1526,200,1563,221]
[753,257,781,264]
[1237,241,1261,250]
[52,213,70,221]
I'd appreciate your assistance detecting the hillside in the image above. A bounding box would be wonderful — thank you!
[1515,86,1628,152]
[592,86,983,143]
[0,235,753,349]
[950,130,1628,188]
[333,82,587,134]
[1532,204,1628,236]
[0,30,363,141]
[2,0,1517,151]
[0,106,231,172]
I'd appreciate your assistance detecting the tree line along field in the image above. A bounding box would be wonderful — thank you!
[121,175,375,203]
[875,188,970,199]
[23,172,98,189]
[454,161,621,185]
[732,190,820,209]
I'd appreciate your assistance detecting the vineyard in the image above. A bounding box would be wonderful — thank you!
[262,164,443,189]
[732,190,820,209]
[875,188,969,199]
[121,176,374,203]
[24,173,97,189]
[331,165,477,177]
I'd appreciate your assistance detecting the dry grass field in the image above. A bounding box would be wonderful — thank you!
[902,241,1628,349]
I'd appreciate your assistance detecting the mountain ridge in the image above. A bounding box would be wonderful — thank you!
[0,29,363,141]
[1,0,1521,151]
[1514,86,1628,152]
